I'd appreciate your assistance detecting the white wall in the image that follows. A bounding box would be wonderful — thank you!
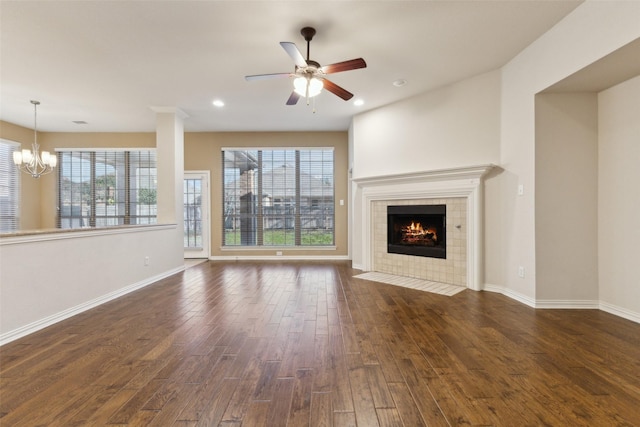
[351,70,501,179]
[350,70,501,267]
[0,225,183,344]
[493,0,640,301]
[598,75,640,318]
[534,93,599,303]
[350,1,640,313]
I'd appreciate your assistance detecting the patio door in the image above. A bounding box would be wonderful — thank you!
[184,171,210,259]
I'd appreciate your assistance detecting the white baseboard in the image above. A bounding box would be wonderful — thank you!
[535,299,600,309]
[599,301,640,324]
[210,255,350,261]
[483,283,639,324]
[483,283,536,307]
[0,266,184,346]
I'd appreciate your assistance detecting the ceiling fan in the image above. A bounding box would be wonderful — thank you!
[245,27,367,105]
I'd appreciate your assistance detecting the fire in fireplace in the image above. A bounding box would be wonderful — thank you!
[387,205,446,258]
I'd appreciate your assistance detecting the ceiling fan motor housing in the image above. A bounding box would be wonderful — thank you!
[301,27,316,42]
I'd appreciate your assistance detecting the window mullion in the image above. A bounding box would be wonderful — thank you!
[124,151,131,225]
[56,152,61,228]
[295,150,301,246]
[257,151,263,246]
[90,152,96,227]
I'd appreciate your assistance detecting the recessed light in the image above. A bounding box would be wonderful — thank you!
[353,99,364,106]
[392,79,407,87]
[212,99,225,107]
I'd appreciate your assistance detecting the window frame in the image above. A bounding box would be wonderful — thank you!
[222,147,335,249]
[56,148,157,229]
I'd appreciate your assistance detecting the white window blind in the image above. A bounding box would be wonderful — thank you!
[222,148,334,247]
[57,149,157,228]
[0,139,20,232]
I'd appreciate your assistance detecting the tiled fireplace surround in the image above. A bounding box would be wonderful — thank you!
[353,165,494,291]
[372,198,467,286]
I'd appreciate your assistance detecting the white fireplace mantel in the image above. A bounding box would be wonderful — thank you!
[352,164,495,291]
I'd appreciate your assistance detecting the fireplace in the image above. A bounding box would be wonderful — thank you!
[387,204,446,259]
[353,165,494,289]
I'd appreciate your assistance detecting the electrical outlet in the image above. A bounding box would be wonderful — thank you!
[144,256,150,266]
[518,184,524,196]
[276,251,283,256]
[518,266,525,278]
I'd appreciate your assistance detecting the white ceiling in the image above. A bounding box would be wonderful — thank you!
[1,0,582,133]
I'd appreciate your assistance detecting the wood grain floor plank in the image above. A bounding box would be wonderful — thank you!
[1,261,639,426]
[265,377,295,427]
[365,364,395,409]
[241,400,270,426]
[375,407,404,427]
[288,369,313,425]
[347,353,381,427]
[328,324,355,413]
[253,360,281,400]
[309,391,333,427]
[387,382,427,427]
[334,410,358,427]
[175,353,235,422]
[195,377,239,426]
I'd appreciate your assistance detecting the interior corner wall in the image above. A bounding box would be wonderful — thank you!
[496,1,640,302]
[534,93,598,302]
[349,70,501,268]
[598,75,640,316]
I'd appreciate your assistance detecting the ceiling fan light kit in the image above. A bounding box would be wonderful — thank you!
[245,26,367,107]
[293,76,323,98]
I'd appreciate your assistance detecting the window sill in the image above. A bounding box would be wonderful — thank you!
[220,245,337,251]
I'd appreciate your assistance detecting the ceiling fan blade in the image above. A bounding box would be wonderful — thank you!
[286,91,300,105]
[322,79,354,101]
[320,58,367,74]
[280,42,307,68]
[245,72,292,81]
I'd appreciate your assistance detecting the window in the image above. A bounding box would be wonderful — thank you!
[0,139,20,232]
[57,149,157,228]
[223,148,334,247]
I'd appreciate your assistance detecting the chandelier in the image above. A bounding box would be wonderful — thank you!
[13,100,57,178]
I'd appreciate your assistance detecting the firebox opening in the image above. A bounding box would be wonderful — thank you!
[387,205,446,259]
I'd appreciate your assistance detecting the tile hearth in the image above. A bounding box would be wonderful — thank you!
[353,272,466,296]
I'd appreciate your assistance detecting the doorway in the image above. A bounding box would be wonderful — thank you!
[184,171,210,259]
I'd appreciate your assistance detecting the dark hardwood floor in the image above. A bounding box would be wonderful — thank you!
[1,261,639,426]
